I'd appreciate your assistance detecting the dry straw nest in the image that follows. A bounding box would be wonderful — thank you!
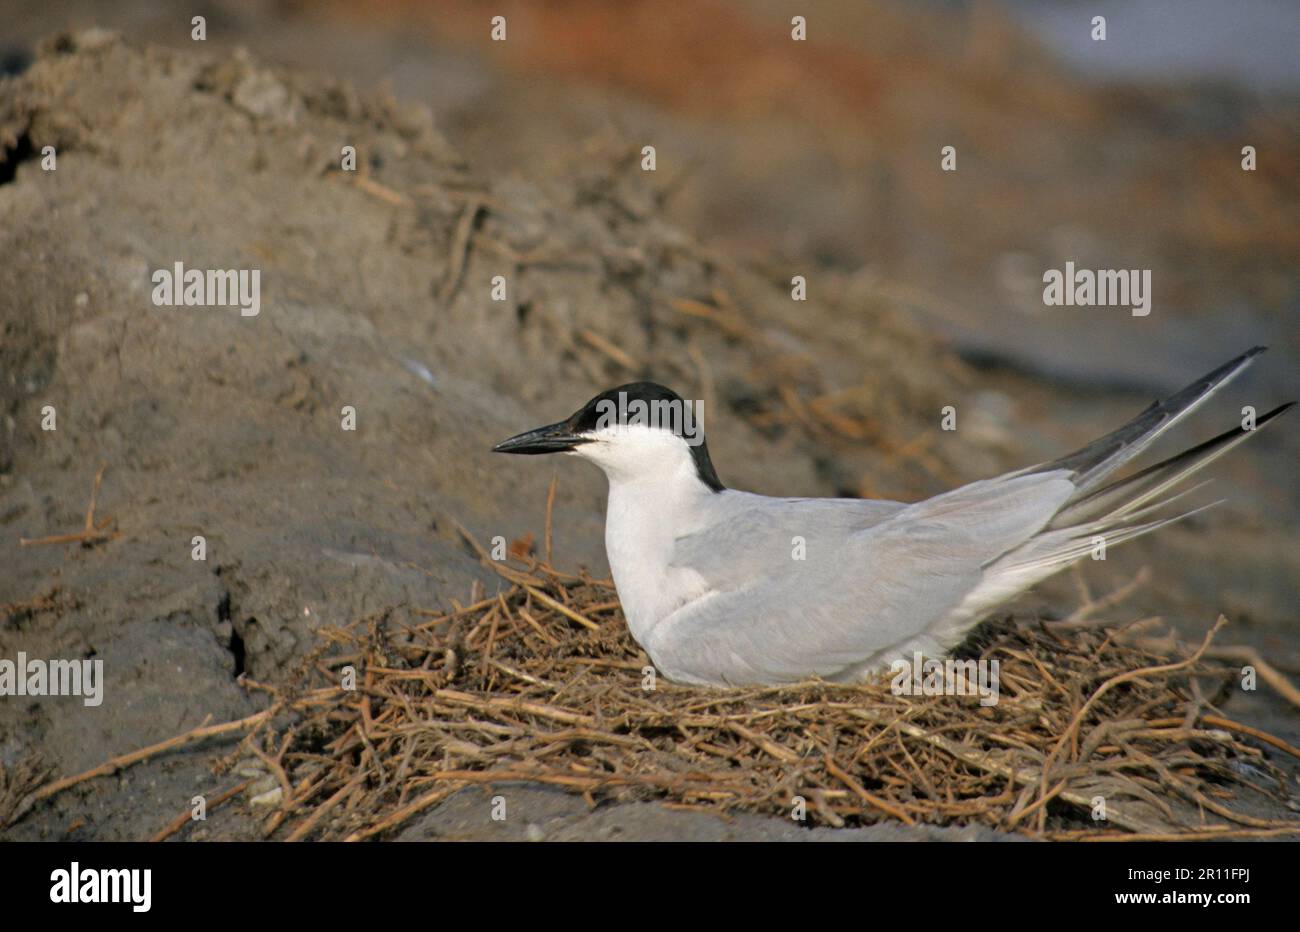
[15,504,1300,841]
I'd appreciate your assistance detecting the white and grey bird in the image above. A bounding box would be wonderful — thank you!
[493,347,1290,687]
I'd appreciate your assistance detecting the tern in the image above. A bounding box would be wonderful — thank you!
[493,348,1290,687]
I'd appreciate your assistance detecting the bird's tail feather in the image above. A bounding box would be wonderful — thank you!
[1048,401,1293,529]
[1025,346,1267,497]
[999,501,1221,574]
[1006,401,1292,573]
[939,352,1288,649]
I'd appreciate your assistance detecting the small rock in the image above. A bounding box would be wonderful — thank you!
[235,758,266,779]
[233,70,297,122]
[249,786,283,809]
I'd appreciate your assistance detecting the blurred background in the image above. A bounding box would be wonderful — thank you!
[6,0,1298,381]
[1,1,1296,838]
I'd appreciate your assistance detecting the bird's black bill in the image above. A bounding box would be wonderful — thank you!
[492,421,590,455]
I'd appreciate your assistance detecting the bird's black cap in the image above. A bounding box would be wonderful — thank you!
[493,382,725,492]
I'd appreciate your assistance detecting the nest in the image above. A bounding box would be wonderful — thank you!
[173,524,1293,842]
[16,510,1300,841]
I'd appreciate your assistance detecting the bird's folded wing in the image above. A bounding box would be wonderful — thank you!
[668,495,905,593]
[655,473,1074,684]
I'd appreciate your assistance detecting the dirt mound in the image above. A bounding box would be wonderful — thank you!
[0,32,968,839]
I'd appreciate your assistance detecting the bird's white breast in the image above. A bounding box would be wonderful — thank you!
[602,476,712,647]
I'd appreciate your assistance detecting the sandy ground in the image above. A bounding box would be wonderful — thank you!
[1,2,1296,841]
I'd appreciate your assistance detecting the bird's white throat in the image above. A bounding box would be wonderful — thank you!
[571,425,716,642]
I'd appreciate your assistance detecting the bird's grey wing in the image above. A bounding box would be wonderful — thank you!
[667,494,906,595]
[650,474,1075,685]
